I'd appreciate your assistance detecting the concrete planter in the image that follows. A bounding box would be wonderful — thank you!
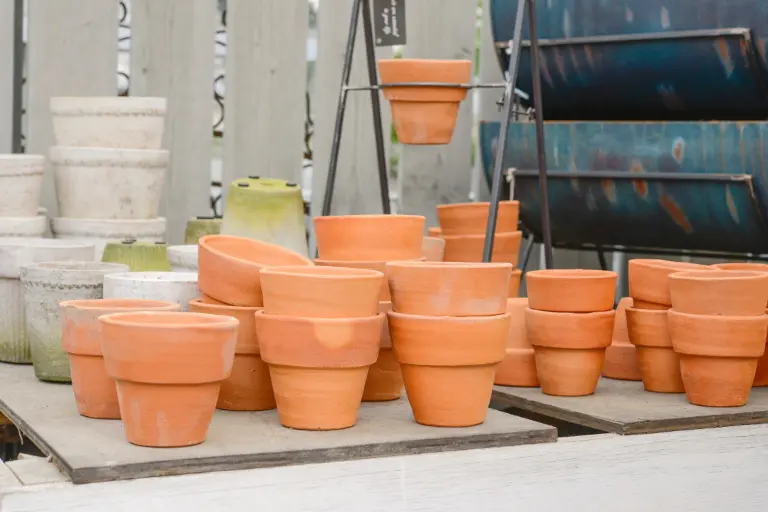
[0,155,45,217]
[51,217,166,259]
[104,272,199,311]
[101,241,171,271]
[167,245,198,272]
[184,217,221,245]
[0,216,47,238]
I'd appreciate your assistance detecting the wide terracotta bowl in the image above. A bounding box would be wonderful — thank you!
[628,259,712,308]
[669,270,768,316]
[442,231,522,264]
[525,269,617,313]
[437,201,520,236]
[314,214,425,261]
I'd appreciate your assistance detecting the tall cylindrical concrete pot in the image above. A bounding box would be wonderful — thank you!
[167,245,198,272]
[0,155,45,217]
[103,272,199,311]
[51,217,166,259]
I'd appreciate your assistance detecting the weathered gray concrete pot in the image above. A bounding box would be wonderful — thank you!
[103,272,199,311]
[167,245,198,272]
[20,261,128,381]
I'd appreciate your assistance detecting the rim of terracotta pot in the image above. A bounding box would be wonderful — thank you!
[437,200,519,211]
[713,262,768,271]
[260,265,384,281]
[314,257,425,268]
[188,297,262,312]
[61,298,180,312]
[525,308,615,349]
[625,307,671,348]
[315,214,425,222]
[630,259,711,271]
[526,269,617,280]
[668,309,768,358]
[669,269,763,282]
[100,311,239,330]
[668,270,768,315]
[386,260,513,270]
[441,231,522,242]
[199,234,312,267]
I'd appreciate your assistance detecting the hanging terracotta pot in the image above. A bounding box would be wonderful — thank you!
[386,261,512,316]
[526,308,615,396]
[509,269,522,298]
[421,236,445,262]
[189,299,275,411]
[427,227,442,238]
[254,311,383,430]
[60,299,180,419]
[668,270,768,316]
[526,269,617,313]
[442,231,522,265]
[100,311,237,447]
[167,245,198,272]
[625,307,684,393]
[51,217,167,259]
[362,301,404,401]
[436,201,520,236]
[388,311,509,426]
[314,215,425,261]
[628,259,712,309]
[495,298,538,387]
[101,240,171,272]
[378,59,472,145]
[259,266,383,318]
[184,217,222,245]
[602,297,642,381]
[0,155,45,217]
[198,235,312,307]
[103,272,200,311]
[668,309,767,407]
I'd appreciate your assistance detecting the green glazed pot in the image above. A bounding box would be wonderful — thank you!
[184,217,222,245]
[101,240,172,272]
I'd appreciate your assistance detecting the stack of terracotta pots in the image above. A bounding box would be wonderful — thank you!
[525,270,617,396]
[602,297,642,381]
[493,297,539,387]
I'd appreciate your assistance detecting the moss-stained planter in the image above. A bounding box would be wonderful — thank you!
[167,245,198,272]
[184,217,222,245]
[51,217,166,259]
[103,272,199,311]
[102,240,171,271]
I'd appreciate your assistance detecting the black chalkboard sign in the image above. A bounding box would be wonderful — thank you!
[372,0,407,47]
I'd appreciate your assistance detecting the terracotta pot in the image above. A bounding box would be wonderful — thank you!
[0,155,44,217]
[713,262,768,272]
[51,217,167,259]
[602,297,642,381]
[442,231,522,265]
[198,235,312,307]
[103,272,199,311]
[362,301,404,401]
[421,236,445,262]
[101,240,171,272]
[668,309,767,407]
[628,259,712,308]
[526,269,617,313]
[200,293,227,305]
[495,298,538,387]
[526,308,615,396]
[314,259,392,301]
[625,307,684,393]
[60,299,180,419]
[378,59,472,145]
[189,299,275,411]
[388,311,509,427]
[436,201,520,236]
[184,217,222,245]
[668,270,768,316]
[254,311,383,430]
[632,299,670,310]
[755,314,768,386]
[509,269,522,298]
[386,261,512,316]
[100,311,238,447]
[314,215,425,261]
[427,227,442,237]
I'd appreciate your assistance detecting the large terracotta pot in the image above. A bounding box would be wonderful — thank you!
[436,201,520,236]
[602,297,642,381]
[362,301,404,402]
[60,299,180,419]
[526,308,615,396]
[421,236,445,262]
[0,155,44,217]
[442,231,522,265]
[668,270,768,316]
[495,298,538,387]
[198,235,312,307]
[314,215,425,261]
[668,309,768,407]
[628,259,712,309]
[388,311,509,427]
[254,312,383,430]
[509,269,522,298]
[526,269,617,313]
[189,299,275,411]
[625,307,684,393]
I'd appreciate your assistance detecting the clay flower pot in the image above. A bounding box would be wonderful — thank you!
[509,269,522,298]
[427,227,442,237]
[103,272,199,311]
[386,261,512,316]
[437,201,520,236]
[713,262,768,272]
[755,312,768,387]
[189,299,275,411]
[167,245,198,272]
[442,231,522,265]
[184,217,222,245]
[362,301,404,401]
[51,217,166,259]
[314,258,410,301]
[378,59,472,145]
[198,235,312,307]
[495,298,539,387]
[602,297,642,381]
[60,299,180,419]
[668,270,768,316]
[628,259,712,308]
[254,311,384,430]
[101,240,171,272]
[526,269,617,313]
[421,236,445,262]
[625,307,684,393]
[526,308,615,396]
[0,154,45,217]
[314,215,425,261]
[259,266,383,318]
[668,309,768,407]
[100,311,238,447]
[388,311,509,426]
[200,293,227,305]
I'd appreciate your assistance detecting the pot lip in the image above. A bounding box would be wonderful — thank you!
[628,259,711,271]
[188,297,262,312]
[378,58,473,66]
[668,308,768,323]
[526,269,617,280]
[387,310,511,323]
[525,307,616,319]
[199,234,313,267]
[442,231,521,241]
[48,146,170,163]
[50,96,167,114]
[386,260,513,271]
[314,214,425,223]
[104,271,198,283]
[669,270,768,282]
[437,200,519,211]
[712,262,768,271]
[254,310,385,325]
[61,298,180,312]
[625,306,669,318]
[314,257,425,267]
[22,261,126,273]
[99,310,239,330]
[260,265,383,280]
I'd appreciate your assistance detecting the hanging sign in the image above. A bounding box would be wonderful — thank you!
[372,0,406,47]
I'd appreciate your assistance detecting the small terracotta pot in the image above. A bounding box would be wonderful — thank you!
[602,297,642,381]
[254,312,383,430]
[526,269,617,313]
[625,307,684,393]
[388,311,509,427]
[378,59,472,145]
[60,299,180,419]
[314,215,425,261]
[668,270,768,316]
[386,261,512,316]
[260,266,383,318]
[189,299,275,411]
[628,259,712,308]
[442,231,522,265]
[100,311,238,447]
[495,298,538,387]
[421,236,445,262]
[436,201,520,236]
[526,308,615,396]
[198,235,312,307]
[508,269,522,298]
[362,301,404,401]
[668,309,768,407]
[427,226,442,237]
[755,340,768,386]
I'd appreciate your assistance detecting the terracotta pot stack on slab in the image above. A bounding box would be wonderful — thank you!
[602,297,642,381]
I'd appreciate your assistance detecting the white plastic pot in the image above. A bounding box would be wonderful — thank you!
[51,217,166,259]
[50,146,168,219]
[50,96,167,149]
[0,155,45,217]
[0,216,47,238]
[167,245,198,272]
[104,272,199,311]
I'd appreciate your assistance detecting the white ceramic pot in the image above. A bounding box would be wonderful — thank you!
[51,217,166,259]
[167,245,198,272]
[0,238,95,279]
[20,261,128,381]
[50,146,168,219]
[50,96,167,149]
[0,155,45,217]
[104,272,199,311]
[0,216,47,238]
